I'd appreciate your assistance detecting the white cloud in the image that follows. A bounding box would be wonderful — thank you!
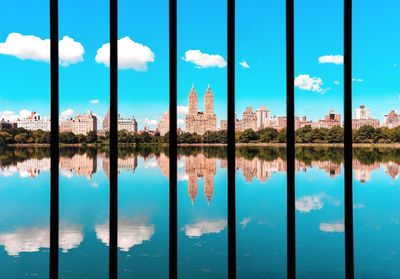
[319,221,344,233]
[318,54,343,65]
[0,33,49,62]
[334,80,340,85]
[90,99,99,104]
[95,36,155,71]
[239,60,250,68]
[183,50,227,68]
[0,109,35,122]
[59,36,84,66]
[0,33,84,66]
[95,219,154,251]
[177,106,188,114]
[19,109,32,119]
[60,108,74,119]
[183,219,227,238]
[239,217,251,229]
[352,78,364,82]
[296,194,324,213]
[178,118,185,125]
[143,118,158,126]
[294,74,327,93]
[0,110,18,122]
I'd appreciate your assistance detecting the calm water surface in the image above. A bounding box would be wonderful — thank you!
[0,146,399,278]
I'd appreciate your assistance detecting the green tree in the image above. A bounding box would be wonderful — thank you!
[353,125,377,143]
[258,128,278,143]
[239,129,260,143]
[86,131,97,143]
[277,128,286,143]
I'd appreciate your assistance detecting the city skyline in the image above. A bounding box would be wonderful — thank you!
[1,0,400,130]
[2,102,399,135]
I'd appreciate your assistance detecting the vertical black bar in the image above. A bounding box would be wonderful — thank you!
[50,0,59,278]
[286,0,295,278]
[227,0,236,278]
[344,0,354,278]
[110,0,118,277]
[169,0,177,278]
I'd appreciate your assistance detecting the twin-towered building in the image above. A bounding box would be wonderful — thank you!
[185,84,217,135]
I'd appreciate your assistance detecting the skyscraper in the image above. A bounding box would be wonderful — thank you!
[185,85,217,135]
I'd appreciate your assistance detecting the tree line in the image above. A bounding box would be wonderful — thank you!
[1,125,400,145]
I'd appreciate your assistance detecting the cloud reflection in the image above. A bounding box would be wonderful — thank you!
[0,224,83,256]
[319,221,344,233]
[183,219,227,238]
[95,218,155,252]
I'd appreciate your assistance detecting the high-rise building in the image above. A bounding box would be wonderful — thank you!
[185,84,217,135]
[17,112,51,131]
[102,108,137,133]
[355,105,371,120]
[237,107,257,131]
[256,106,271,130]
[158,110,169,136]
[352,105,380,129]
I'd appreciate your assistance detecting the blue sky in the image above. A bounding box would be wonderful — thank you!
[0,0,399,129]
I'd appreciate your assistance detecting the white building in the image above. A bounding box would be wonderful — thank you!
[256,106,271,130]
[60,111,97,135]
[355,105,371,120]
[17,112,51,131]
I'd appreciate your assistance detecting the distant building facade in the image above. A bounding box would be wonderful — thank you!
[102,108,137,133]
[17,112,50,131]
[314,110,341,129]
[236,107,257,132]
[0,119,17,130]
[355,105,371,120]
[185,85,217,135]
[256,106,271,130]
[158,110,169,136]
[60,111,97,135]
[220,120,227,130]
[383,110,400,128]
[352,105,380,129]
[352,119,380,130]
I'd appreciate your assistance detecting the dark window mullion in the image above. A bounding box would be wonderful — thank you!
[286,0,295,278]
[50,0,59,278]
[169,0,178,278]
[344,0,354,278]
[227,0,236,278]
[109,0,118,277]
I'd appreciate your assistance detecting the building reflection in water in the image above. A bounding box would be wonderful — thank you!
[0,149,399,188]
[60,153,97,179]
[0,147,400,260]
[183,153,218,204]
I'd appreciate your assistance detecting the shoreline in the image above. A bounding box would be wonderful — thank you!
[4,143,400,148]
